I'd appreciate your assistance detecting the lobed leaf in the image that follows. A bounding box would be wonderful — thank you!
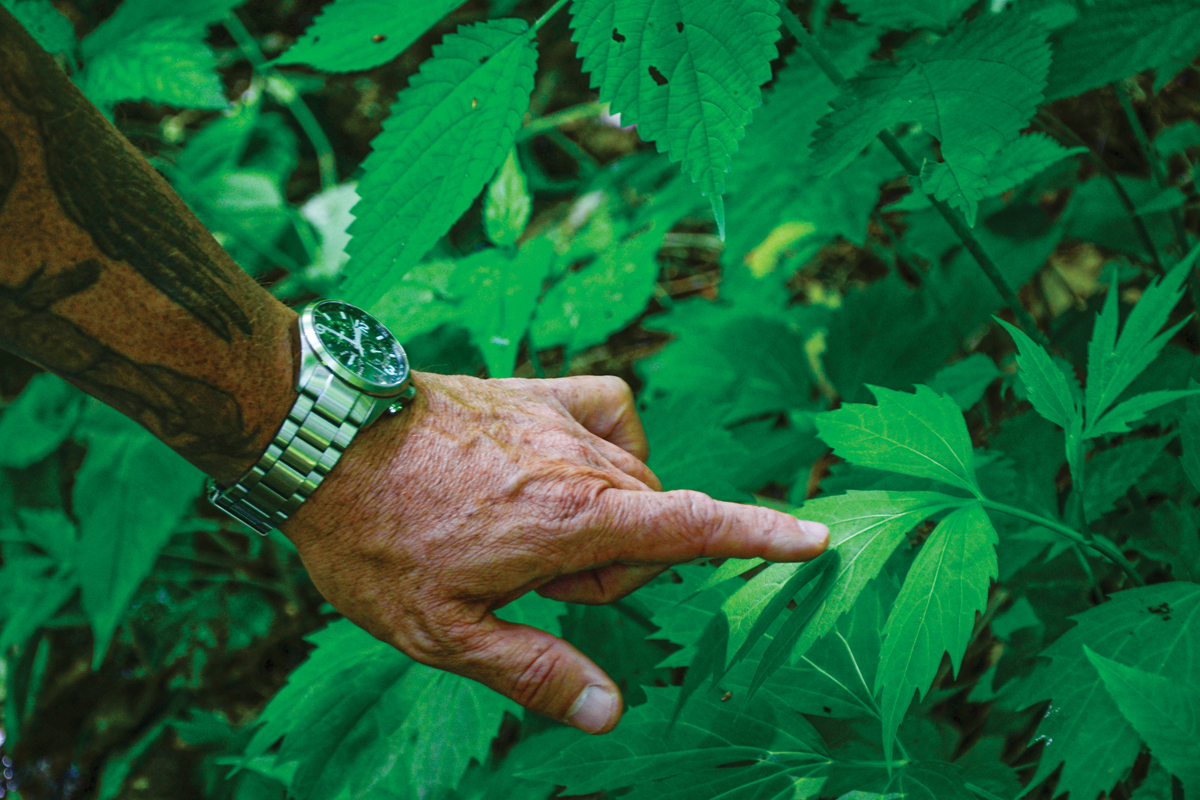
[875,503,998,761]
[1085,249,1197,435]
[812,13,1051,225]
[244,594,563,800]
[340,19,538,308]
[784,491,967,662]
[524,685,828,796]
[997,319,1081,431]
[1083,436,1171,522]
[1014,582,1200,800]
[1085,648,1200,796]
[570,0,782,235]
[273,0,463,73]
[1044,0,1200,101]
[817,385,980,495]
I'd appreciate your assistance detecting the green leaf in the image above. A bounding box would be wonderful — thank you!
[273,0,463,72]
[997,319,1081,431]
[1084,648,1200,796]
[1084,436,1171,522]
[246,593,563,800]
[79,16,228,110]
[980,133,1088,198]
[839,0,973,31]
[641,395,754,503]
[73,429,201,669]
[523,686,828,796]
[2,0,75,55]
[532,219,666,357]
[452,238,555,378]
[816,385,980,496]
[876,503,998,761]
[0,549,77,652]
[1156,120,1200,159]
[484,148,532,248]
[1014,582,1200,800]
[0,374,82,468]
[570,0,782,235]
[1044,0,1200,101]
[1088,389,1200,439]
[784,491,966,662]
[730,575,893,721]
[340,19,538,308]
[813,13,1051,225]
[926,354,1002,411]
[1085,251,1196,436]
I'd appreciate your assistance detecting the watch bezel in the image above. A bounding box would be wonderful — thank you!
[299,300,411,397]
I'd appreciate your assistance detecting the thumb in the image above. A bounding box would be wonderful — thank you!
[456,613,623,734]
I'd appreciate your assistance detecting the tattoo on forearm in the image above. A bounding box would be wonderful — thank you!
[0,15,252,343]
[0,261,264,476]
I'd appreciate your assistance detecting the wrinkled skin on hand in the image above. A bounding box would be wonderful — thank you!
[281,372,829,734]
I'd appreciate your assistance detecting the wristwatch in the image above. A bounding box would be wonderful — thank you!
[207,299,416,535]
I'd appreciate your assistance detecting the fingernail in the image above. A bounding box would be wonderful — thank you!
[797,519,829,545]
[567,685,619,733]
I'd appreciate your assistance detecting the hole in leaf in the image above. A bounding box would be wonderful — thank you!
[676,21,684,33]
[612,28,626,42]
[648,65,668,86]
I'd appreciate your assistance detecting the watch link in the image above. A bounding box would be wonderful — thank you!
[207,299,416,534]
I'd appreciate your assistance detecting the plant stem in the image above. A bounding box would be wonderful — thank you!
[524,330,546,379]
[531,0,570,34]
[1112,81,1200,340]
[1113,81,1191,255]
[224,12,337,192]
[518,101,609,140]
[1034,111,1166,273]
[981,499,1144,586]
[779,8,1048,349]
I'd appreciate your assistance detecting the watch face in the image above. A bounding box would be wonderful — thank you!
[309,301,408,390]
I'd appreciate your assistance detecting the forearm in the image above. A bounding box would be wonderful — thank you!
[0,7,295,485]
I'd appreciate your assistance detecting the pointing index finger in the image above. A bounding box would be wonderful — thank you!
[591,488,830,565]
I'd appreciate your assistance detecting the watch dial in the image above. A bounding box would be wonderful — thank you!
[311,301,408,388]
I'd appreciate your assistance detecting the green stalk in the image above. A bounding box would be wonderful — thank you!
[981,499,1144,587]
[1034,111,1166,274]
[1113,81,1190,255]
[531,0,571,33]
[224,12,338,192]
[518,101,609,140]
[779,8,1048,349]
[524,330,547,379]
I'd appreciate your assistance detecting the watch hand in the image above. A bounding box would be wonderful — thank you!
[317,324,356,346]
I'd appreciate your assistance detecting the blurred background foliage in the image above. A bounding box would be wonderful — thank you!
[0,0,1198,797]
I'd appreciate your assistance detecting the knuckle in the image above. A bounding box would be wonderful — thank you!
[672,490,725,554]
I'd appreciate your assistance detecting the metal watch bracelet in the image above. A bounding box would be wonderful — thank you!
[207,363,408,535]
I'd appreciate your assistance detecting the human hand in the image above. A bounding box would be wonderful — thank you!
[280,373,829,734]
